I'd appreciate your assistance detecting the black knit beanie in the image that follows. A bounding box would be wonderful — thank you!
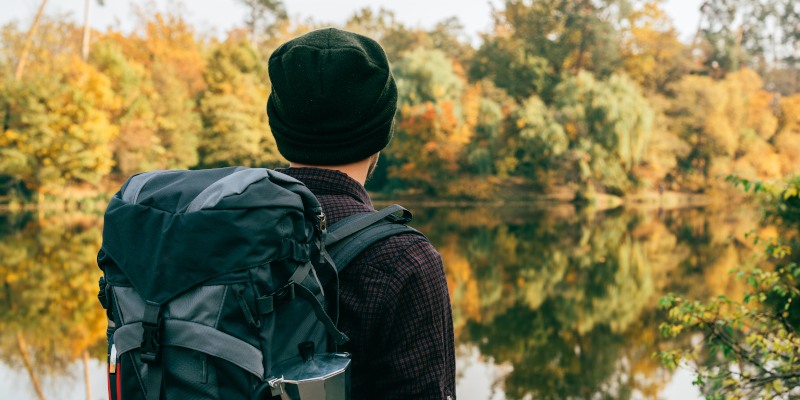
[267,28,398,165]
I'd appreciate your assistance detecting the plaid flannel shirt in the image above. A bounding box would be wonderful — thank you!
[279,167,456,400]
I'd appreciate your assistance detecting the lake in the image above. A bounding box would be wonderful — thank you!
[0,202,767,399]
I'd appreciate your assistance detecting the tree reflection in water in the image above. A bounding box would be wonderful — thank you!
[0,213,106,399]
[416,203,761,399]
[0,203,764,399]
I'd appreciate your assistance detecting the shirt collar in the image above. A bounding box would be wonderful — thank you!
[277,167,373,207]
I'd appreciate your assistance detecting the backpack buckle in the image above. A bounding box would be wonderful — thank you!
[272,282,296,307]
[317,211,327,232]
[140,303,162,364]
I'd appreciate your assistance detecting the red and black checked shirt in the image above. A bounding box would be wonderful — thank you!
[279,167,456,400]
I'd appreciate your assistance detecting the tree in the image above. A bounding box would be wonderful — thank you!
[508,94,568,181]
[461,81,516,178]
[469,35,551,101]
[497,0,632,78]
[130,10,207,96]
[385,48,475,195]
[697,0,799,86]
[773,95,800,175]
[238,0,287,43]
[95,10,207,175]
[2,15,82,80]
[342,7,477,65]
[552,72,655,195]
[198,39,280,167]
[0,56,117,196]
[86,30,203,176]
[667,69,783,190]
[89,40,161,175]
[395,47,464,105]
[426,17,475,67]
[659,178,800,399]
[620,0,691,92]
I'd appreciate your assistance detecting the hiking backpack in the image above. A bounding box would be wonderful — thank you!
[96,167,423,400]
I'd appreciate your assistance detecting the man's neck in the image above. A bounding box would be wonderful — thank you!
[289,161,370,186]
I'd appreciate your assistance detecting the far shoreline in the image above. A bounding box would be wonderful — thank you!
[0,185,739,214]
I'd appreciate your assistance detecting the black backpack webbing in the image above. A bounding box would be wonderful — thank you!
[325,204,425,270]
[318,204,425,338]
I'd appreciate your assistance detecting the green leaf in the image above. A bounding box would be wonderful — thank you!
[658,298,671,309]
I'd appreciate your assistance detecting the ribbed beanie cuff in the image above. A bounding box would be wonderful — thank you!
[267,28,398,165]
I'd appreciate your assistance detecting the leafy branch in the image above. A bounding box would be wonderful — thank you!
[657,233,800,399]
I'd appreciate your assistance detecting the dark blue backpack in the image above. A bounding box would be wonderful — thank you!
[97,167,422,400]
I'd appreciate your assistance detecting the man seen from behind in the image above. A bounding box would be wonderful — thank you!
[266,28,457,400]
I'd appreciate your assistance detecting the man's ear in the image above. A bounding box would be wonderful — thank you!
[367,152,380,181]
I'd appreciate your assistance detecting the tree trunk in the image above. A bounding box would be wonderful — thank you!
[82,350,92,400]
[573,0,592,72]
[37,190,44,221]
[693,1,710,47]
[16,331,46,400]
[81,0,92,61]
[15,0,49,81]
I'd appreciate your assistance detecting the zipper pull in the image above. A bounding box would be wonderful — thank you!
[233,285,261,328]
[317,211,327,232]
[109,344,117,374]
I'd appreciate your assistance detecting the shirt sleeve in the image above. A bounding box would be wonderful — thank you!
[372,239,456,400]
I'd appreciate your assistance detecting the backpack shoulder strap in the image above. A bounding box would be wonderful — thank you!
[325,205,425,272]
[324,204,411,245]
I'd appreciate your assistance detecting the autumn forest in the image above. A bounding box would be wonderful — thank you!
[1,1,800,399]
[0,0,798,206]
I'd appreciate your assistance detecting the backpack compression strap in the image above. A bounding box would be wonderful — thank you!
[324,205,426,272]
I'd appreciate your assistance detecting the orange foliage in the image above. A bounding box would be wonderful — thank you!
[392,98,474,193]
[746,90,779,140]
[775,94,800,175]
[440,239,480,339]
[115,12,207,96]
[779,94,800,134]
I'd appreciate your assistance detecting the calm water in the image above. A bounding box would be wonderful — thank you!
[0,203,767,399]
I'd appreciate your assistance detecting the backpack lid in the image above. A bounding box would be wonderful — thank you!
[99,167,322,304]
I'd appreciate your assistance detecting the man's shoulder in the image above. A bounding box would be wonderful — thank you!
[354,231,441,274]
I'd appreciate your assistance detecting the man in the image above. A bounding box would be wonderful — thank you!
[266,28,456,399]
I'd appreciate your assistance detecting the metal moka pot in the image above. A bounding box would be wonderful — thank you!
[258,341,351,400]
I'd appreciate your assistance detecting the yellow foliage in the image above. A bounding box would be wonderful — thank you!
[779,95,800,134]
[141,13,207,95]
[746,90,779,140]
[621,0,687,91]
[0,215,107,370]
[774,131,800,176]
[670,68,790,187]
[772,95,800,175]
[703,245,746,300]
[440,239,481,339]
[462,84,482,132]
[731,134,781,179]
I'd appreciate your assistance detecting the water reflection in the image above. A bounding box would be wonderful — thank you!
[413,203,761,399]
[0,203,765,399]
[0,212,106,399]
